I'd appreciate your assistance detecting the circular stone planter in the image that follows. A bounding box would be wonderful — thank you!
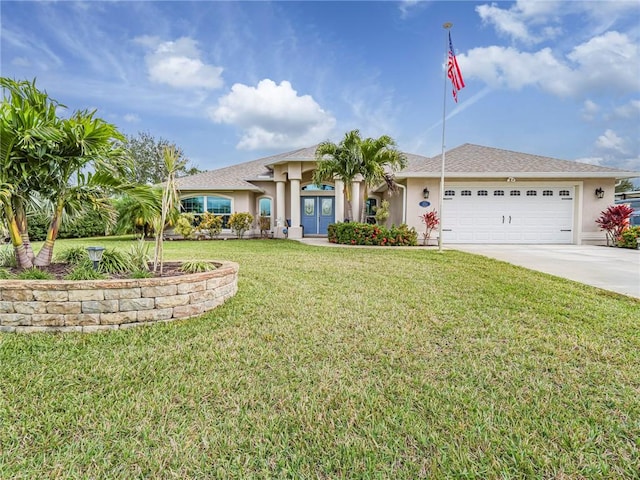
[0,261,239,333]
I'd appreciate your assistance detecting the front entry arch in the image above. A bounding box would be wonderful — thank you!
[301,196,334,235]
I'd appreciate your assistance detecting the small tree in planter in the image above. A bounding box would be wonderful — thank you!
[596,204,633,246]
[420,210,440,246]
[228,212,254,239]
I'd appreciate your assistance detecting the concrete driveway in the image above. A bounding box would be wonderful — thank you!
[451,244,640,299]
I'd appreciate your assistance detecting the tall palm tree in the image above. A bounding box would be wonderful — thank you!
[313,130,407,223]
[1,77,156,269]
[313,130,363,221]
[358,135,407,222]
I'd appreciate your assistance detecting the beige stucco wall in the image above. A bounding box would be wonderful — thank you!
[179,170,619,245]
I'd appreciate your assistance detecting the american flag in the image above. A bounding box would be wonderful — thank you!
[447,31,465,102]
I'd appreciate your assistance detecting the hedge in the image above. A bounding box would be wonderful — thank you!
[328,222,417,246]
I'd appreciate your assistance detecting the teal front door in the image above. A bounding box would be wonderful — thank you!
[301,196,334,235]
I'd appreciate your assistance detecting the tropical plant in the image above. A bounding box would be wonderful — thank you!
[17,268,55,280]
[174,213,195,239]
[127,238,151,271]
[228,212,254,239]
[113,189,162,238]
[313,130,406,222]
[198,212,223,239]
[596,204,633,246]
[0,244,16,267]
[153,146,185,274]
[420,210,440,245]
[313,130,363,221]
[64,265,107,281]
[0,267,14,279]
[357,135,407,222]
[618,225,640,249]
[374,199,390,225]
[1,77,157,269]
[97,248,130,274]
[180,260,216,273]
[54,246,89,265]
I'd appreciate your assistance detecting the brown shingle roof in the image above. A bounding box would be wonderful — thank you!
[402,144,631,177]
[174,143,637,191]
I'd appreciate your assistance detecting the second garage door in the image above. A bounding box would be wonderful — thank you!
[441,186,574,244]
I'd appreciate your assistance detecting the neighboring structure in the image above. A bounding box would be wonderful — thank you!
[173,143,640,245]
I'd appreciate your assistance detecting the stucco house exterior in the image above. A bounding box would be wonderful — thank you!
[173,143,639,245]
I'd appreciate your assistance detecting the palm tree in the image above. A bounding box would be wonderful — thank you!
[1,77,156,269]
[313,130,407,223]
[313,130,363,221]
[358,135,407,222]
[153,146,185,274]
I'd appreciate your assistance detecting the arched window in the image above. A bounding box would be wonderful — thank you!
[302,184,335,191]
[258,197,272,217]
[181,196,232,227]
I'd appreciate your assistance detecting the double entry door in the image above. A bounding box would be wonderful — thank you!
[301,196,334,235]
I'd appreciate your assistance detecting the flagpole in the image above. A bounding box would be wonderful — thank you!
[438,22,452,253]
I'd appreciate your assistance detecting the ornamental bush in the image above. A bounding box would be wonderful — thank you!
[618,226,640,249]
[229,212,254,239]
[328,222,417,246]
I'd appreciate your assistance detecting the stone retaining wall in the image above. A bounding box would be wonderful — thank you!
[0,261,239,333]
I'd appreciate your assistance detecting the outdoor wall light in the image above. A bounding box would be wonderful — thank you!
[423,187,430,199]
[595,187,605,199]
[86,246,105,270]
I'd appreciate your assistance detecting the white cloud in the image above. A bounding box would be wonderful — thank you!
[476,0,562,44]
[458,31,639,98]
[595,129,627,154]
[123,113,140,123]
[610,99,640,120]
[581,99,599,121]
[209,79,336,150]
[398,1,424,19]
[136,36,224,90]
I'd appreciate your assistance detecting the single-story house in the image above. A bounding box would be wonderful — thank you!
[173,143,640,245]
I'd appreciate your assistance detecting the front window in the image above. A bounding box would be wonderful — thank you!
[365,198,377,224]
[181,196,232,227]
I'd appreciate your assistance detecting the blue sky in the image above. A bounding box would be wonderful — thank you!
[2,0,639,174]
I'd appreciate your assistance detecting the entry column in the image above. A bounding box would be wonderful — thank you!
[289,179,302,238]
[275,180,286,238]
[334,179,344,223]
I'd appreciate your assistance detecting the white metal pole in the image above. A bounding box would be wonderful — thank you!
[438,22,452,252]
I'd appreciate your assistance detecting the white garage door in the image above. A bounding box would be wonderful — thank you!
[442,186,574,244]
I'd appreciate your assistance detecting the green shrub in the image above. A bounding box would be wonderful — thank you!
[180,260,217,273]
[174,213,195,239]
[54,246,90,265]
[64,266,107,281]
[27,213,50,241]
[17,268,55,280]
[98,249,130,274]
[130,269,154,279]
[228,212,254,239]
[59,209,110,239]
[618,226,640,249]
[198,212,223,239]
[0,245,17,267]
[328,222,418,246]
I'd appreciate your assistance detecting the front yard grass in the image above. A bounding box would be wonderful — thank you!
[1,238,638,478]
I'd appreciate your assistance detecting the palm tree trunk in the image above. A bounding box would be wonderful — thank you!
[3,204,33,269]
[344,182,354,221]
[14,204,34,261]
[33,203,63,267]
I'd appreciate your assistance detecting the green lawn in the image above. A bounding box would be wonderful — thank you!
[1,238,638,479]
